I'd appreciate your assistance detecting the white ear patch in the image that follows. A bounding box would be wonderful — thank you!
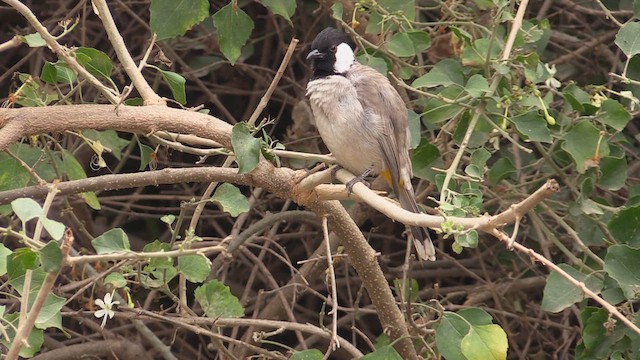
[334,43,355,74]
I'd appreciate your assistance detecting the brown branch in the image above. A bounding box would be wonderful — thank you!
[0,103,564,357]
[31,340,150,360]
[2,0,121,104]
[0,167,248,205]
[490,229,640,336]
[0,35,21,53]
[91,0,165,105]
[0,105,233,150]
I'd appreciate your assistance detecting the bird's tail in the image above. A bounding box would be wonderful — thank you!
[398,185,436,261]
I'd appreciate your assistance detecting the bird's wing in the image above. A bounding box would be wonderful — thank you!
[350,64,413,194]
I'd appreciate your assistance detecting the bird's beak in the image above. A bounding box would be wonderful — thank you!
[306,49,324,60]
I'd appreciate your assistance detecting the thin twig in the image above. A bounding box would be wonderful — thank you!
[2,0,121,103]
[91,0,165,105]
[247,38,299,126]
[491,229,640,336]
[322,217,340,358]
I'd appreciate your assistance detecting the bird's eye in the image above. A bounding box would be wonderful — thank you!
[330,45,337,53]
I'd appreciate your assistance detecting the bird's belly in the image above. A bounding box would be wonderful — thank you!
[307,79,385,175]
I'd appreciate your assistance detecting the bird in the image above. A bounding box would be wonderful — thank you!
[305,27,436,261]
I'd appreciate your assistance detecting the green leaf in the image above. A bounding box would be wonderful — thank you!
[211,183,250,217]
[35,309,63,331]
[437,309,507,360]
[357,53,388,75]
[212,3,254,65]
[139,143,155,170]
[455,230,479,248]
[141,265,178,288]
[81,192,101,211]
[11,198,43,223]
[407,30,431,53]
[360,345,403,359]
[386,32,415,57]
[366,0,415,33]
[561,121,609,173]
[62,149,100,210]
[40,218,65,241]
[178,255,210,283]
[577,307,628,359]
[41,61,77,84]
[596,99,631,131]
[8,248,39,278]
[35,293,65,329]
[150,0,209,40]
[143,240,173,269]
[0,244,12,276]
[75,47,113,79]
[462,38,501,67]
[160,214,176,225]
[465,148,491,179]
[436,312,471,360]
[1,312,44,358]
[458,308,494,325]
[13,73,58,107]
[488,157,516,185]
[608,206,640,247]
[290,349,324,360]
[422,87,466,124]
[562,83,597,115]
[92,228,130,254]
[105,272,127,288]
[261,0,296,24]
[39,241,62,273]
[159,70,187,105]
[615,21,640,57]
[21,32,46,47]
[407,109,421,149]
[195,279,244,318]
[465,74,490,98]
[412,139,441,180]
[509,111,552,143]
[231,122,261,174]
[541,264,603,312]
[8,264,45,296]
[411,59,464,88]
[331,2,343,20]
[604,245,640,299]
[461,325,508,360]
[82,129,131,160]
[599,156,627,191]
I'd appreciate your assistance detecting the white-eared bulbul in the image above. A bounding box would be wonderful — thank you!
[306,27,436,261]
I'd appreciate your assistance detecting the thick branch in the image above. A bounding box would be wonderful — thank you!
[0,105,232,149]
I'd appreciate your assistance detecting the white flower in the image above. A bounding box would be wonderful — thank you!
[94,292,120,329]
[544,63,561,89]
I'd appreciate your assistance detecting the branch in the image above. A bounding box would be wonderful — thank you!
[0,105,233,150]
[91,0,165,105]
[0,166,249,205]
[0,35,21,53]
[6,270,59,360]
[2,0,121,104]
[490,229,640,336]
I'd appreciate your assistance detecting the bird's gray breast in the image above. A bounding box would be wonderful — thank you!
[306,75,385,175]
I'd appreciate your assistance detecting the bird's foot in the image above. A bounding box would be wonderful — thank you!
[344,166,374,196]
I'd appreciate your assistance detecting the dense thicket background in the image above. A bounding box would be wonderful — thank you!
[1,0,640,359]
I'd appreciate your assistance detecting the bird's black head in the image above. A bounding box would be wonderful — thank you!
[307,27,355,79]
